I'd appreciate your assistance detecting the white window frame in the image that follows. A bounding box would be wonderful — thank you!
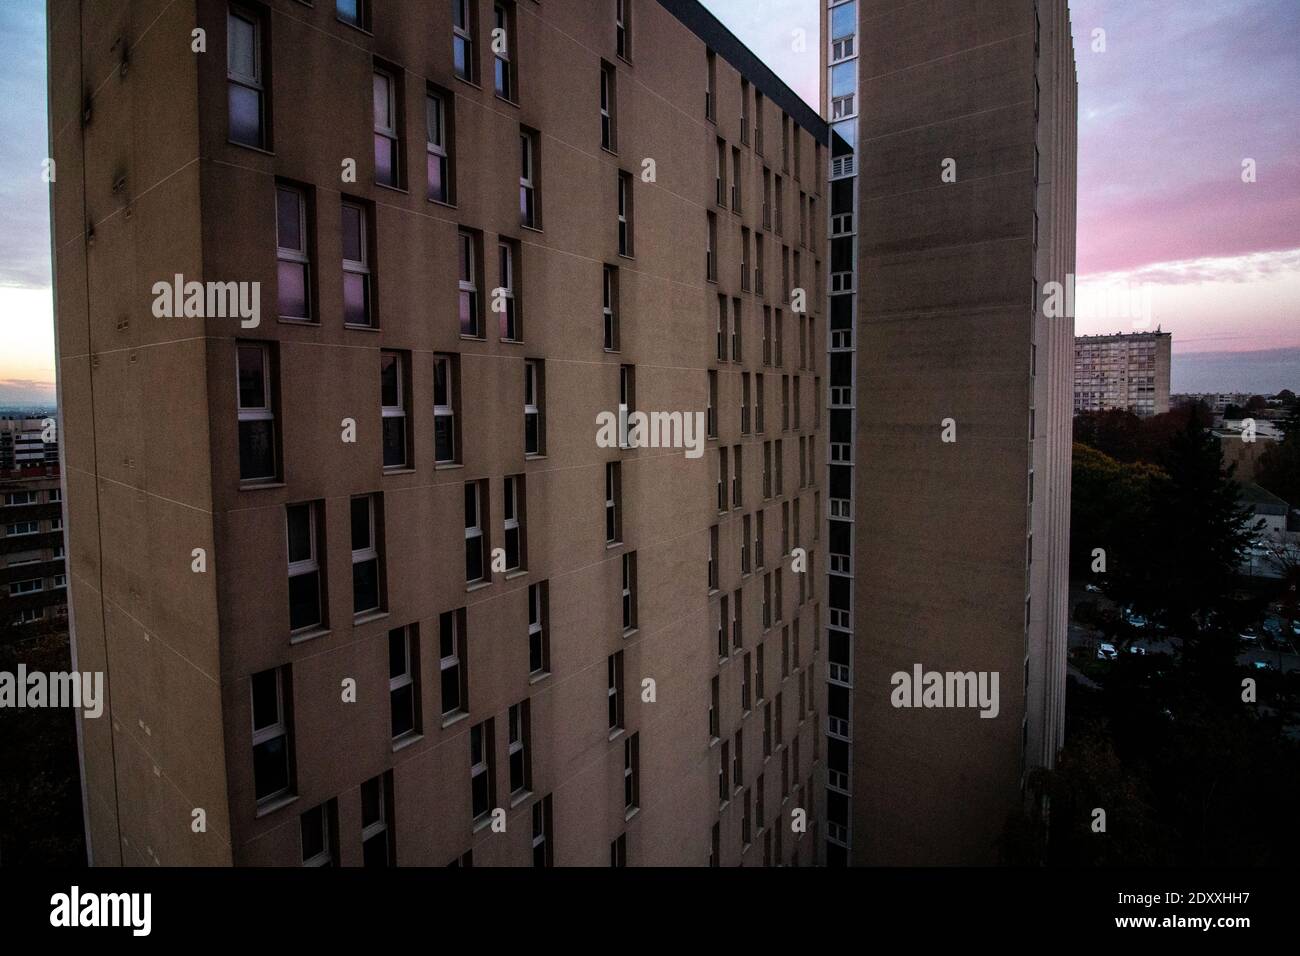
[251,668,290,803]
[341,201,371,327]
[380,351,408,469]
[503,475,522,571]
[524,359,541,455]
[440,611,465,716]
[493,3,513,100]
[389,627,416,740]
[499,241,518,340]
[603,265,618,351]
[373,68,399,187]
[615,0,629,59]
[600,65,615,150]
[275,185,311,321]
[617,173,630,256]
[453,0,474,81]
[360,776,389,857]
[236,343,275,481]
[10,579,42,595]
[351,495,379,614]
[465,481,485,583]
[227,8,264,146]
[426,91,449,203]
[605,461,620,544]
[434,354,457,464]
[470,722,491,819]
[286,503,321,632]
[519,132,537,228]
[508,702,528,795]
[528,583,547,676]
[459,231,480,337]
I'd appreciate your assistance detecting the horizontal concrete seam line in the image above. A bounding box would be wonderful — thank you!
[105,717,235,852]
[856,98,1034,146]
[859,232,1031,258]
[856,165,1037,203]
[64,334,210,359]
[102,591,221,687]
[219,446,711,519]
[80,155,202,238]
[66,464,213,517]
[856,30,1032,82]
[55,0,184,142]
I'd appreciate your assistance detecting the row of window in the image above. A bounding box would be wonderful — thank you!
[3,517,62,537]
[703,48,812,188]
[2,489,60,507]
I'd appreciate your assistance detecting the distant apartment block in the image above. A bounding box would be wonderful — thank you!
[823,0,1077,864]
[0,416,60,471]
[1073,330,1171,417]
[49,0,825,866]
[0,467,67,628]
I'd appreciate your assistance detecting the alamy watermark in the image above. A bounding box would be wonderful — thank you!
[595,407,706,459]
[0,665,104,718]
[1043,273,1155,329]
[151,274,260,328]
[890,664,1000,718]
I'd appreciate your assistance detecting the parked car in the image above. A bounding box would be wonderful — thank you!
[1085,583,1102,594]
[1097,643,1118,661]
[1128,645,1146,656]
[1253,660,1275,672]
[1123,610,1149,629]
[1239,629,1259,643]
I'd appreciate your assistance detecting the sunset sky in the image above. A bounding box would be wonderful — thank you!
[1,0,1297,403]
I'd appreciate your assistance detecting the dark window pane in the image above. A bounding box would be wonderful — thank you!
[287,505,312,563]
[351,497,370,552]
[428,153,446,203]
[229,84,261,147]
[465,536,483,582]
[463,483,476,529]
[362,833,388,867]
[361,779,381,826]
[289,572,322,631]
[353,557,379,615]
[375,135,396,187]
[441,665,461,713]
[391,684,415,738]
[277,261,308,319]
[380,355,400,406]
[436,417,455,463]
[341,204,364,262]
[276,189,302,250]
[343,273,370,326]
[388,630,406,679]
[525,413,538,455]
[239,420,275,481]
[472,773,490,817]
[337,0,362,28]
[251,671,278,729]
[237,347,265,407]
[300,807,325,860]
[459,289,477,335]
[253,736,289,801]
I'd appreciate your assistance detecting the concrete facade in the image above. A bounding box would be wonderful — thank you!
[49,0,826,866]
[821,0,1076,865]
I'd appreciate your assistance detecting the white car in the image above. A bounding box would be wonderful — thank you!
[1239,631,1258,643]
[1128,645,1146,656]
[1096,643,1118,661]
[1085,583,1102,594]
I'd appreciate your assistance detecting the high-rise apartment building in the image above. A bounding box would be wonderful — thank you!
[820,0,1076,864]
[49,0,825,865]
[1073,330,1172,417]
[1,467,68,628]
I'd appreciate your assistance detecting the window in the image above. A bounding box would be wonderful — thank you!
[754,90,764,153]
[710,673,720,737]
[719,739,730,803]
[740,79,750,144]
[742,651,752,711]
[732,147,741,210]
[705,49,716,120]
[498,239,520,340]
[716,137,727,207]
[717,447,728,512]
[439,608,469,716]
[756,373,765,432]
[732,299,743,363]
[360,773,393,867]
[524,359,543,455]
[300,801,337,867]
[503,475,525,572]
[341,199,373,327]
[434,353,459,464]
[706,211,718,281]
[493,3,516,101]
[10,579,41,595]
[742,787,752,847]
[227,5,267,149]
[741,372,751,434]
[532,795,553,866]
[600,62,617,150]
[380,351,410,469]
[3,492,37,506]
[621,551,637,633]
[618,365,636,444]
[236,342,277,482]
[617,171,633,256]
[453,0,476,82]
[286,502,323,633]
[470,720,495,822]
[336,0,368,29]
[528,582,549,676]
[458,230,481,336]
[611,833,627,867]
[508,700,532,796]
[520,128,540,228]
[733,447,742,508]
[741,227,750,291]
[275,184,311,321]
[707,371,718,439]
[708,524,719,591]
[426,88,453,203]
[608,650,625,731]
[251,666,292,804]
[602,265,619,351]
[389,625,420,740]
[615,0,631,60]
[605,461,622,544]
[624,733,640,812]
[350,494,382,616]
[6,522,37,536]
[373,67,401,188]
[465,481,487,583]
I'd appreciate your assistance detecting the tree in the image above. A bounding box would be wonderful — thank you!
[1072,409,1143,462]
[1070,442,1163,579]
[1109,413,1260,630]
[1256,395,1300,505]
